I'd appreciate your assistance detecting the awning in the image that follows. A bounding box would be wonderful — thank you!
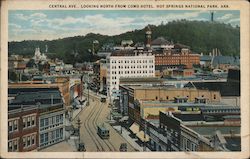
[129,123,140,134]
[136,131,150,142]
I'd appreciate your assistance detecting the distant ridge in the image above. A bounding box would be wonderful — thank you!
[8,20,240,63]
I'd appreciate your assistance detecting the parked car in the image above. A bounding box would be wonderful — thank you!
[119,143,127,152]
[78,143,86,151]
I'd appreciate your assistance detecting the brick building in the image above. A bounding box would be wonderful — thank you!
[8,88,65,151]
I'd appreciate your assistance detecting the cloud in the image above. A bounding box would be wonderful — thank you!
[217,14,233,20]
[227,18,240,23]
[30,13,47,18]
[9,23,21,29]
[9,11,239,41]
[15,14,29,20]
[15,12,47,21]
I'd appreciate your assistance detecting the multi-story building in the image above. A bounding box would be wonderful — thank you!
[154,49,200,69]
[119,85,221,119]
[8,105,39,152]
[8,88,65,151]
[107,49,155,97]
[147,112,215,151]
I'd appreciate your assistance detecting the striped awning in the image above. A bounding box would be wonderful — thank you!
[136,131,150,142]
[129,123,140,134]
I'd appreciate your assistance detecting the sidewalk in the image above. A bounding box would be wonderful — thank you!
[39,141,75,152]
[112,125,151,152]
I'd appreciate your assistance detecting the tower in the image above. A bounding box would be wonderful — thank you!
[145,25,152,49]
[211,11,214,22]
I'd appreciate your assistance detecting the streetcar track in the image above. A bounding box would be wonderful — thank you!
[87,92,117,151]
[93,102,116,151]
[81,92,117,151]
[82,101,104,151]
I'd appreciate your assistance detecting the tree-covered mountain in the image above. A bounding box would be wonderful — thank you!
[8,20,240,63]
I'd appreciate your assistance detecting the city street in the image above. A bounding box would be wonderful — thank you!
[72,93,136,152]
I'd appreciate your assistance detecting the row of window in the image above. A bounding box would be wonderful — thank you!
[23,133,36,149]
[111,65,154,69]
[40,114,63,131]
[40,128,63,147]
[182,137,197,151]
[23,115,36,129]
[202,109,239,113]
[8,138,18,152]
[111,70,154,75]
[111,59,154,64]
[8,115,36,133]
[8,119,18,133]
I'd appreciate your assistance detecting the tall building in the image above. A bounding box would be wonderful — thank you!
[107,49,155,97]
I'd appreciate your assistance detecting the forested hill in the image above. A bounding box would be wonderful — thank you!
[8,20,240,63]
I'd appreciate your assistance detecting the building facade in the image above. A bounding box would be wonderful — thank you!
[8,105,39,152]
[107,50,155,97]
[147,112,215,151]
[8,88,65,151]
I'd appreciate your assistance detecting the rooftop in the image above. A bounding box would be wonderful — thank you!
[188,126,240,136]
[9,89,63,111]
[151,37,172,45]
[184,81,240,96]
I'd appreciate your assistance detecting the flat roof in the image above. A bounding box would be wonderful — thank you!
[188,126,240,136]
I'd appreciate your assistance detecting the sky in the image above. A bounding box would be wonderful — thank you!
[8,10,240,42]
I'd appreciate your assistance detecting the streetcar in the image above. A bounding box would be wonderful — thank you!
[97,124,110,139]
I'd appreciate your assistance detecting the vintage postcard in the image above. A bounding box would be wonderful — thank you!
[0,0,249,158]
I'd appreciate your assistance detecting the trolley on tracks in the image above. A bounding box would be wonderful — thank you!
[97,124,110,139]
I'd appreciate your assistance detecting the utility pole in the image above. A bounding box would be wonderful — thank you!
[76,117,82,149]
[143,119,147,151]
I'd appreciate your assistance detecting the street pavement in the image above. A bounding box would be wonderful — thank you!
[40,88,147,152]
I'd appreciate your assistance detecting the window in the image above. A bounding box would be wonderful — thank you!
[13,140,18,151]
[8,141,13,152]
[23,137,26,147]
[8,138,18,152]
[27,117,31,127]
[214,94,216,99]
[44,133,49,143]
[56,115,60,123]
[40,134,45,144]
[45,118,49,126]
[8,119,18,132]
[40,118,44,127]
[60,114,63,123]
[8,121,12,132]
[56,129,60,138]
[31,116,35,126]
[31,135,35,145]
[27,136,31,146]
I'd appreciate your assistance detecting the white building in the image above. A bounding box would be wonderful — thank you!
[107,49,155,97]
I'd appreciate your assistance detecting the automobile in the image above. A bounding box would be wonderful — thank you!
[100,97,106,103]
[119,143,127,152]
[78,143,86,151]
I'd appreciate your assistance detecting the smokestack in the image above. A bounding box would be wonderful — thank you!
[145,25,152,49]
[211,12,214,22]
